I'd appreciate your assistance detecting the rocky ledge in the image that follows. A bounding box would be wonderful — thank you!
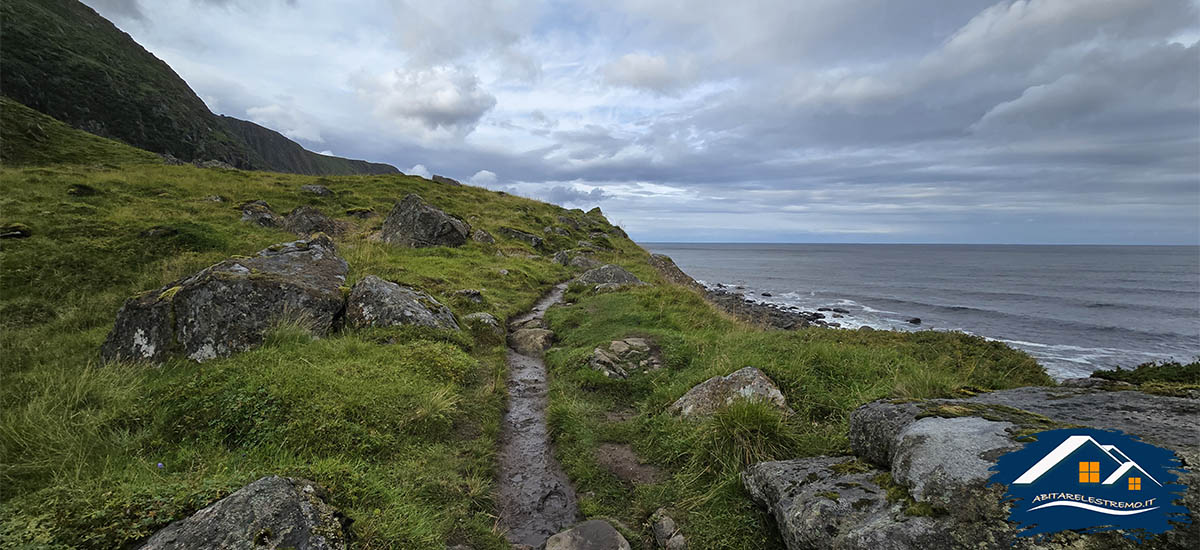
[743,386,1199,550]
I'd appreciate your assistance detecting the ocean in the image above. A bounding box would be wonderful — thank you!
[642,243,1200,381]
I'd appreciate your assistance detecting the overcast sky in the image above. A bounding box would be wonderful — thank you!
[85,0,1199,244]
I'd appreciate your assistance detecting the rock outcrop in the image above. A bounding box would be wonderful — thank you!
[587,338,661,378]
[472,229,496,244]
[138,476,348,550]
[744,387,1200,550]
[381,194,469,248]
[668,367,792,417]
[284,206,347,237]
[498,227,545,249]
[300,184,333,196]
[240,200,282,228]
[102,234,347,363]
[648,254,704,292]
[432,174,462,186]
[576,265,645,287]
[554,250,602,270]
[544,520,631,550]
[510,328,554,356]
[344,275,459,330]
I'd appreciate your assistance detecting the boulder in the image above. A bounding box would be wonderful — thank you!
[194,159,236,170]
[509,328,554,356]
[452,289,484,303]
[907,317,922,325]
[667,367,792,418]
[1060,377,1135,389]
[545,225,570,236]
[498,227,544,249]
[1,222,32,239]
[587,338,661,378]
[284,206,347,237]
[544,520,631,550]
[472,229,496,244]
[160,153,185,166]
[138,476,347,550]
[432,174,462,186]
[555,250,602,270]
[381,194,469,248]
[344,276,459,330]
[651,509,687,550]
[102,235,347,363]
[462,312,503,340]
[557,216,581,230]
[345,207,375,219]
[746,387,1200,550]
[240,200,282,228]
[576,265,644,286]
[300,184,334,196]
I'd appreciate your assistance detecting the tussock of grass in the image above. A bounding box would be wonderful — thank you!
[542,283,1052,549]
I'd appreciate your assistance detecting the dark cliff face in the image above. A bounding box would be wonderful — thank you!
[0,0,398,176]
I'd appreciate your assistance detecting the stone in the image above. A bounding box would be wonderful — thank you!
[344,275,459,330]
[432,174,462,186]
[462,312,503,340]
[509,328,554,356]
[300,184,334,196]
[160,153,185,166]
[471,229,495,244]
[138,476,347,550]
[545,225,570,236]
[907,317,922,325]
[0,222,32,239]
[587,338,660,378]
[557,216,581,230]
[284,206,347,237]
[101,234,347,364]
[498,227,544,249]
[555,250,602,270]
[1060,377,1136,389]
[202,195,227,203]
[452,289,484,303]
[646,255,702,291]
[240,200,282,228]
[651,509,687,550]
[544,520,631,550]
[667,367,792,417]
[576,265,644,286]
[345,207,375,219]
[194,159,236,170]
[381,194,469,248]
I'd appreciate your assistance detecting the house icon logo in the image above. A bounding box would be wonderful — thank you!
[990,428,1191,541]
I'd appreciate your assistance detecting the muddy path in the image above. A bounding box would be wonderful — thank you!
[497,282,579,547]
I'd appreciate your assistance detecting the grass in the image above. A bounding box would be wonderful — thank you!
[542,282,1054,549]
[1091,359,1200,397]
[0,152,636,548]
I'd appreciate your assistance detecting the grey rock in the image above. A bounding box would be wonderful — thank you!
[160,153,185,166]
[576,240,596,249]
[545,225,570,236]
[571,256,602,270]
[300,184,333,196]
[890,416,1020,516]
[432,174,462,186]
[452,289,484,303]
[138,476,347,550]
[544,520,631,550]
[344,276,459,330]
[240,200,282,228]
[576,265,644,286]
[1060,377,1136,389]
[649,254,704,292]
[509,328,554,356]
[587,338,660,378]
[651,509,687,550]
[462,312,503,340]
[345,207,375,219]
[284,206,347,237]
[907,317,922,325]
[194,159,236,170]
[555,250,602,270]
[498,227,544,249]
[849,400,925,467]
[102,235,347,364]
[0,222,32,239]
[202,195,227,203]
[381,194,470,248]
[471,229,495,244]
[667,367,792,417]
[557,216,581,230]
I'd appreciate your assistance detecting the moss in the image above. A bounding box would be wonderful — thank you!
[830,458,873,475]
[871,472,947,517]
[915,402,1072,440]
[816,491,840,501]
[157,286,183,301]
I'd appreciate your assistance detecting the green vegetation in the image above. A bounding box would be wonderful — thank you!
[0,0,395,175]
[1091,359,1200,397]
[1,97,161,167]
[542,283,1052,549]
[0,149,632,548]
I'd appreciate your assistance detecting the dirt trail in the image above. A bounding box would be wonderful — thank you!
[497,283,579,547]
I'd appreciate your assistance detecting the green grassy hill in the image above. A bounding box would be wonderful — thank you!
[0,0,397,176]
[0,108,1053,549]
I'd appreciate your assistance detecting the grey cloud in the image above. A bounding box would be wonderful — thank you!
[352,66,497,139]
[83,0,145,20]
[540,185,608,207]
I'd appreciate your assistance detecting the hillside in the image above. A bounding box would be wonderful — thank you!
[0,0,398,176]
[0,105,1073,549]
[0,96,161,166]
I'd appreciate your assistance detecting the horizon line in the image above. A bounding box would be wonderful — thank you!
[636,241,1200,247]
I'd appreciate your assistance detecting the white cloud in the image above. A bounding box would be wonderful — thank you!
[469,169,498,186]
[246,103,324,143]
[602,53,697,94]
[407,164,432,178]
[353,66,497,142]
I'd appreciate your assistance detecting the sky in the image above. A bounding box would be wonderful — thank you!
[84,0,1200,244]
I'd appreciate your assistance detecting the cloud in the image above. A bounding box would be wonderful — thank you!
[407,164,432,178]
[602,53,697,94]
[246,103,324,143]
[83,0,145,20]
[353,66,497,142]
[540,184,608,207]
[469,169,498,186]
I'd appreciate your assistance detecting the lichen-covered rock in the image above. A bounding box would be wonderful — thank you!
[544,520,631,550]
[498,227,544,249]
[651,509,687,550]
[587,338,661,378]
[576,265,644,286]
[462,312,503,341]
[240,200,282,228]
[1060,377,1135,389]
[648,254,704,292]
[432,174,462,186]
[472,229,495,244]
[300,184,334,196]
[554,250,602,270]
[381,194,469,248]
[545,225,570,236]
[344,276,459,330]
[284,205,347,237]
[138,476,348,550]
[102,234,347,363]
[667,367,792,417]
[452,289,484,303]
[509,328,554,356]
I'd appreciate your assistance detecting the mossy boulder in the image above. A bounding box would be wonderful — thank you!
[668,366,792,418]
[381,193,469,248]
[344,275,459,331]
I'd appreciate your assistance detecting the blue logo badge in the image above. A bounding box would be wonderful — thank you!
[990,428,1191,541]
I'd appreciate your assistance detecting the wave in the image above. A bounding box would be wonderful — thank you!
[1027,501,1159,516]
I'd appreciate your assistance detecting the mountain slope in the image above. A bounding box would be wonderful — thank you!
[0,96,161,166]
[0,0,398,176]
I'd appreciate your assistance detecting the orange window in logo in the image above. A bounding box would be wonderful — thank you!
[1078,461,1100,483]
[1129,477,1141,491]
